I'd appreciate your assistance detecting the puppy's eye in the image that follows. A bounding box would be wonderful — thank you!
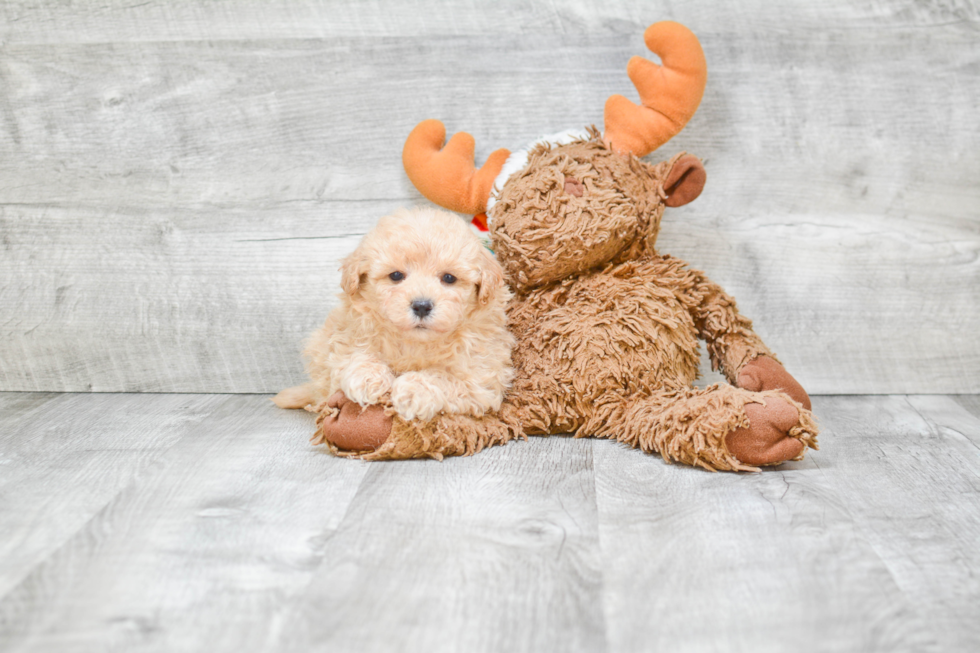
[389,271,405,282]
[441,273,457,285]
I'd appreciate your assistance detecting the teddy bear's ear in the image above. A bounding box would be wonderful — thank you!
[475,246,505,306]
[339,248,369,296]
[663,154,706,207]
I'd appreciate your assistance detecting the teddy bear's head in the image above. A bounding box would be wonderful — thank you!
[402,21,708,292]
[487,131,706,291]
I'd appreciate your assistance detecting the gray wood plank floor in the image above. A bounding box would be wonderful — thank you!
[2,392,978,652]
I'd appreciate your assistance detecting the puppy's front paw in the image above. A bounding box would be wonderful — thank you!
[391,372,445,421]
[342,364,395,407]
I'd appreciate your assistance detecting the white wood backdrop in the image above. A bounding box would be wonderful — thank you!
[0,0,978,394]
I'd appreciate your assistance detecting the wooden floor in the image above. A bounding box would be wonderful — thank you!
[1,392,977,652]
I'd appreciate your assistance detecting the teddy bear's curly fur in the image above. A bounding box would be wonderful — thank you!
[305,21,819,471]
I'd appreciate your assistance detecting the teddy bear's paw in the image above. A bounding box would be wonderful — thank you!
[313,391,392,452]
[390,373,444,422]
[725,396,807,467]
[737,356,811,411]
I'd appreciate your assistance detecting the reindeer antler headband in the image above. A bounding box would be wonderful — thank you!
[402,21,707,215]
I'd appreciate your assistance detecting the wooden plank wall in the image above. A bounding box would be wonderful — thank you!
[1,1,978,394]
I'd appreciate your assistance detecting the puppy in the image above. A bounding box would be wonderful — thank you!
[273,206,515,421]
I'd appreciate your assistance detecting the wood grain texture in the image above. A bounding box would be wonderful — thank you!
[0,1,978,393]
[593,394,980,653]
[0,393,370,652]
[1,392,979,651]
[0,204,367,393]
[0,392,220,598]
[274,436,605,653]
[1,0,976,43]
[871,395,980,650]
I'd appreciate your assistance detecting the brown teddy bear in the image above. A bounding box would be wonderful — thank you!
[311,21,818,471]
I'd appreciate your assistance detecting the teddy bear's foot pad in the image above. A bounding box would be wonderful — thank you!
[312,391,392,452]
[725,397,807,467]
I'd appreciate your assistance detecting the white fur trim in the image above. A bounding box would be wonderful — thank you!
[469,220,493,250]
[485,127,591,216]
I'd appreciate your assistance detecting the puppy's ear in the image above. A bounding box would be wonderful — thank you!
[340,248,369,296]
[475,246,505,306]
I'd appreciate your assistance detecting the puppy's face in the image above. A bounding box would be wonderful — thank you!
[341,208,505,341]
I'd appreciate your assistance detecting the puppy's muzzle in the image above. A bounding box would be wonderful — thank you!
[411,299,434,319]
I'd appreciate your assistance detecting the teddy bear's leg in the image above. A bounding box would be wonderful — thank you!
[310,391,392,452]
[312,391,526,461]
[588,384,817,472]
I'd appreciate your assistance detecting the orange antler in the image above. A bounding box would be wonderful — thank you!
[402,119,511,214]
[603,21,707,157]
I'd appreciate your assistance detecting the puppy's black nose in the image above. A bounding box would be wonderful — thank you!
[411,299,434,318]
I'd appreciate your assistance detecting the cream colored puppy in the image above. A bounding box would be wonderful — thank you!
[274,206,514,421]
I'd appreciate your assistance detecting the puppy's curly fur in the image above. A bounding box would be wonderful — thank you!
[274,206,515,421]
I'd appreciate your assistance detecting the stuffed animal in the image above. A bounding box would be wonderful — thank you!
[312,20,818,471]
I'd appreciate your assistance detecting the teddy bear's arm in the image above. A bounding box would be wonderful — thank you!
[685,269,776,384]
[680,266,812,411]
